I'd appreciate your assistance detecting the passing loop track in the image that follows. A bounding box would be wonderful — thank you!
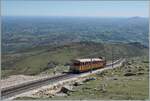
[1,58,124,100]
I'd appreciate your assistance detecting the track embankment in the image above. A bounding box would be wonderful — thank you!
[1,58,125,100]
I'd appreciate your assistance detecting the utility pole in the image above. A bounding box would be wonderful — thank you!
[90,58,92,73]
[112,45,114,68]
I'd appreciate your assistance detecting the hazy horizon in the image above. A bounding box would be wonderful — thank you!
[2,15,149,18]
[2,1,149,17]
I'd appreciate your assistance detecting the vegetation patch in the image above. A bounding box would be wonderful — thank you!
[15,56,149,100]
[1,42,148,78]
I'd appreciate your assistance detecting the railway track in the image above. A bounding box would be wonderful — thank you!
[1,74,77,99]
[1,59,124,100]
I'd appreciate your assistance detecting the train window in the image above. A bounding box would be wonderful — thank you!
[82,62,86,66]
[74,62,80,66]
[83,62,86,65]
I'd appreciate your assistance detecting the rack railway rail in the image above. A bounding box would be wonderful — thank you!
[1,58,124,100]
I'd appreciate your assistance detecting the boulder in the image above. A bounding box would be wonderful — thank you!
[112,77,118,80]
[126,69,132,72]
[73,82,84,86]
[137,72,144,75]
[47,62,58,68]
[55,93,67,97]
[59,86,73,94]
[83,77,96,83]
[124,72,136,76]
[127,62,132,65]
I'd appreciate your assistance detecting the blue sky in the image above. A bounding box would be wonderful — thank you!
[2,0,149,17]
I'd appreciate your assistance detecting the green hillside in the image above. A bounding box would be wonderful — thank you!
[2,42,148,78]
[2,17,149,53]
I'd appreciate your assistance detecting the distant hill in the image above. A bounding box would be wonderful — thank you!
[2,17,149,53]
[2,42,148,77]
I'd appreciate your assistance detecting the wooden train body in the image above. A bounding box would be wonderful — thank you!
[70,57,106,73]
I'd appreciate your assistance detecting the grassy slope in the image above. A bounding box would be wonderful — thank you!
[15,56,149,100]
[49,56,149,100]
[2,42,148,77]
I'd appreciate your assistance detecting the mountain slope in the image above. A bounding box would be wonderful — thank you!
[2,42,148,77]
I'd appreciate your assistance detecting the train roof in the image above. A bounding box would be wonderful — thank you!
[73,58,103,63]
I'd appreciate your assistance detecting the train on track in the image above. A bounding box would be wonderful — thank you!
[70,57,106,73]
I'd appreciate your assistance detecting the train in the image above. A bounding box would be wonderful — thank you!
[70,57,106,73]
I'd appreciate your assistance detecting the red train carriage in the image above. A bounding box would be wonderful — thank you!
[70,57,106,73]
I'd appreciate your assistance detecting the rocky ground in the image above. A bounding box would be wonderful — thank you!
[1,73,61,89]
[15,56,149,100]
[0,58,118,90]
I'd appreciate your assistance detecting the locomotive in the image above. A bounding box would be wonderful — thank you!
[70,57,106,73]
